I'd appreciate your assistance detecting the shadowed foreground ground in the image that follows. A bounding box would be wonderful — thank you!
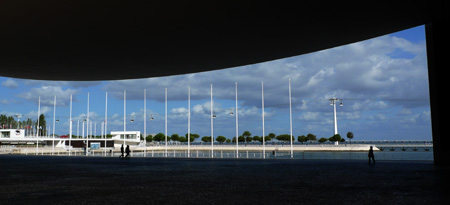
[0,155,448,204]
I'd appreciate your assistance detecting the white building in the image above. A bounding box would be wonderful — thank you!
[110,131,141,146]
[0,129,141,147]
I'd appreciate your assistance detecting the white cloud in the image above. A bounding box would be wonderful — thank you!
[299,112,320,121]
[2,78,19,89]
[0,99,9,104]
[101,34,428,112]
[18,86,78,106]
[170,107,188,116]
[24,80,101,88]
[7,28,428,139]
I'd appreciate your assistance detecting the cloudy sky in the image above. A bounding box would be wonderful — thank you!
[0,25,431,141]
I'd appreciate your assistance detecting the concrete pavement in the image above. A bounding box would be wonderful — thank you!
[0,155,448,204]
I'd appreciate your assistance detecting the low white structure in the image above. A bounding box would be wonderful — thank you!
[0,129,26,144]
[111,131,141,146]
[0,129,141,147]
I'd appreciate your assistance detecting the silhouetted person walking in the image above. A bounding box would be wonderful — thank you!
[368,146,375,164]
[125,145,130,159]
[119,144,124,158]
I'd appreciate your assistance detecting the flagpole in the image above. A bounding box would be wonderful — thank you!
[36,96,40,155]
[165,88,168,157]
[262,81,265,159]
[52,95,56,155]
[124,90,126,147]
[87,92,90,156]
[101,121,104,154]
[235,82,239,158]
[289,78,293,159]
[188,86,190,158]
[211,84,214,158]
[104,92,108,156]
[69,94,72,155]
[77,120,79,142]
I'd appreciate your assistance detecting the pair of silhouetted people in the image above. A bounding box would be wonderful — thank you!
[119,144,131,159]
[368,146,375,164]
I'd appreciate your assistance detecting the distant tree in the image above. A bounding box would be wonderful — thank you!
[268,133,276,140]
[153,133,166,142]
[216,136,226,144]
[225,139,231,143]
[306,133,317,141]
[179,137,187,143]
[238,136,245,143]
[253,136,261,142]
[329,134,342,142]
[37,114,46,136]
[242,131,252,144]
[171,134,180,142]
[264,136,272,142]
[242,131,251,138]
[0,114,7,127]
[347,132,354,144]
[185,133,199,143]
[276,134,294,142]
[146,135,153,142]
[318,138,328,144]
[297,135,307,144]
[201,136,211,143]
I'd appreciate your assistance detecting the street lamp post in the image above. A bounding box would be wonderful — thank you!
[329,97,343,136]
[14,114,21,129]
[144,89,146,156]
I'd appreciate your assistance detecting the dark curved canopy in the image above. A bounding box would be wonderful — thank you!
[0,0,443,80]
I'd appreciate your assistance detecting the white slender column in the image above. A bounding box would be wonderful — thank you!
[104,92,108,156]
[165,88,168,157]
[52,95,56,154]
[69,94,72,155]
[235,82,239,158]
[144,89,147,156]
[333,100,338,135]
[188,86,190,158]
[289,79,293,159]
[262,81,265,159]
[36,96,40,154]
[87,92,90,155]
[124,90,126,146]
[211,84,214,158]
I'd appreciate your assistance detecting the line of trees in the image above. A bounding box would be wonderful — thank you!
[143,131,355,144]
[1,114,47,136]
[1,114,356,143]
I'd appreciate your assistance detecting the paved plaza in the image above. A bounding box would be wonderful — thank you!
[0,155,448,204]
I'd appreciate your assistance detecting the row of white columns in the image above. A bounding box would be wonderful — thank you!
[35,79,344,159]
